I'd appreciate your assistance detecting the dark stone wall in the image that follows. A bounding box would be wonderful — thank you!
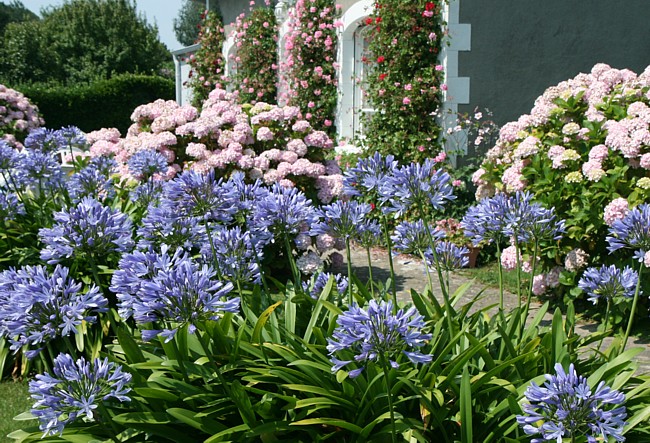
[458,1,650,126]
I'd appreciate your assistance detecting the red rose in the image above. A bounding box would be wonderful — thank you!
[425,2,435,10]
[377,56,385,63]
[379,73,387,80]
[365,17,373,25]
[376,17,382,23]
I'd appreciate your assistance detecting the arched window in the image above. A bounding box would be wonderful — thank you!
[353,25,375,136]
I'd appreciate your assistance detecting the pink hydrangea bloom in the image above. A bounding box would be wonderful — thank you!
[500,245,521,271]
[603,198,629,226]
[564,248,589,272]
[531,274,548,296]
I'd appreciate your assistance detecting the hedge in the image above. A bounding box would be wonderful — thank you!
[17,74,175,134]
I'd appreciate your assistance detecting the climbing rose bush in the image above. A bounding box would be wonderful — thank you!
[474,63,650,294]
[88,89,343,203]
[229,4,278,105]
[0,84,44,147]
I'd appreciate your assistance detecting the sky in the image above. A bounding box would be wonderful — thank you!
[20,0,187,51]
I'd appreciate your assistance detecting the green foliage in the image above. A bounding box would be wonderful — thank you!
[230,7,278,105]
[0,0,170,86]
[173,0,221,47]
[187,11,227,107]
[363,1,446,163]
[0,0,38,35]
[18,74,175,133]
[0,381,33,439]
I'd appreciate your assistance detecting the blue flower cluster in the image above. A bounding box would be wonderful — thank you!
[0,265,106,358]
[327,300,432,377]
[29,353,131,437]
[201,225,264,286]
[303,272,349,299]
[343,151,398,198]
[39,196,134,264]
[578,264,639,304]
[311,200,373,240]
[607,203,650,263]
[254,183,319,235]
[127,149,168,180]
[517,363,627,442]
[67,157,117,203]
[111,247,239,342]
[0,191,25,221]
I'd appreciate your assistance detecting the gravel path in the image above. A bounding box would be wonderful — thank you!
[334,245,650,374]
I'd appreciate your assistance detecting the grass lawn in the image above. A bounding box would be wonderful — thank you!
[458,260,529,295]
[0,381,34,442]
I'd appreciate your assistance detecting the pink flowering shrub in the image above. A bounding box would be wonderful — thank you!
[363,1,445,163]
[282,0,340,135]
[0,85,44,147]
[89,89,343,203]
[475,63,650,288]
[229,4,278,104]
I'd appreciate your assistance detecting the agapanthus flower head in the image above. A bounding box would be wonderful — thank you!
[356,219,382,249]
[304,272,349,300]
[578,264,639,304]
[517,363,627,443]
[127,149,168,180]
[0,140,19,172]
[222,172,270,222]
[310,200,372,240]
[14,149,64,191]
[29,353,131,437]
[0,191,25,221]
[253,183,318,235]
[130,179,164,207]
[200,225,263,286]
[161,169,238,223]
[67,159,116,203]
[392,220,444,256]
[461,192,510,246]
[24,128,65,153]
[39,197,134,264]
[343,151,398,198]
[327,300,432,377]
[502,191,564,244]
[432,241,469,270]
[0,265,106,357]
[379,159,455,216]
[55,126,87,150]
[114,247,239,342]
[136,204,207,252]
[606,203,650,262]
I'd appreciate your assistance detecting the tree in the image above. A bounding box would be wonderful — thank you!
[0,0,37,36]
[0,0,170,86]
[173,0,220,47]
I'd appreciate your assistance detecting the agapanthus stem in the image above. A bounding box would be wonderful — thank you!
[345,237,354,305]
[621,262,644,353]
[522,241,539,335]
[381,215,398,307]
[379,354,397,443]
[599,298,611,352]
[283,233,302,293]
[366,247,375,298]
[203,220,223,280]
[420,250,436,295]
[496,243,504,312]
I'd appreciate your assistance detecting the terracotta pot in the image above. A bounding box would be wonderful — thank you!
[466,246,480,268]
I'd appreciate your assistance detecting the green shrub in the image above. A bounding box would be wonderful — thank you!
[17,74,174,133]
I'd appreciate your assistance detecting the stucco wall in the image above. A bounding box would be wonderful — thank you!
[458,0,650,127]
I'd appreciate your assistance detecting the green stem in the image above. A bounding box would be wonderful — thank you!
[379,355,397,443]
[366,247,375,298]
[598,298,611,353]
[496,243,504,312]
[621,262,644,353]
[203,220,223,280]
[345,237,354,305]
[283,233,302,293]
[381,215,398,308]
[169,334,191,384]
[522,241,539,335]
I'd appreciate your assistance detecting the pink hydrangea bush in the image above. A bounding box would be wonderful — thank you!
[0,85,44,147]
[474,63,650,292]
[89,89,343,203]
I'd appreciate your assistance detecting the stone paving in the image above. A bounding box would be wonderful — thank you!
[335,245,650,374]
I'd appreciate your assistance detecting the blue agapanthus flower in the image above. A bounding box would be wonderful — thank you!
[0,191,25,221]
[343,151,399,197]
[606,203,650,263]
[29,353,131,437]
[303,272,349,300]
[55,126,87,150]
[137,204,207,252]
[311,200,372,240]
[578,265,639,305]
[356,219,382,249]
[433,241,470,270]
[161,169,237,223]
[39,196,134,264]
[0,140,19,173]
[14,149,64,191]
[113,247,239,342]
[502,191,565,244]
[254,183,318,235]
[200,225,263,286]
[461,193,510,246]
[0,265,106,358]
[222,172,270,221]
[327,300,432,377]
[392,220,444,256]
[127,149,168,180]
[517,363,627,443]
[379,158,455,216]
[66,157,117,203]
[24,128,65,153]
